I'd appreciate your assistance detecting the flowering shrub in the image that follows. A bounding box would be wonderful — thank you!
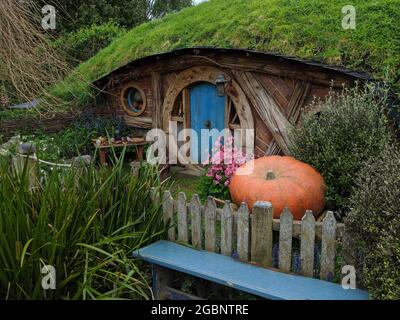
[199,136,253,200]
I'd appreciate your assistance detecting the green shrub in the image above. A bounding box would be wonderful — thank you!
[53,23,126,67]
[289,85,393,216]
[198,174,231,201]
[5,117,137,162]
[345,144,400,299]
[0,154,168,299]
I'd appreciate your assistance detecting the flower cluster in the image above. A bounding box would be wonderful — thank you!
[205,136,253,187]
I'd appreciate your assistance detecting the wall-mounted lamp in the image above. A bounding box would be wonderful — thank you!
[215,74,229,97]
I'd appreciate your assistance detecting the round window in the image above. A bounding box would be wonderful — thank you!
[121,84,146,117]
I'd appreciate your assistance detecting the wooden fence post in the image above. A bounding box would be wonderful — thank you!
[237,203,250,261]
[177,192,189,243]
[251,202,273,267]
[190,195,202,249]
[12,143,38,191]
[163,191,175,241]
[300,211,316,277]
[204,197,216,252]
[320,211,337,281]
[221,201,233,257]
[279,207,293,272]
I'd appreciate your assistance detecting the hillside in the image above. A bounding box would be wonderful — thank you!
[53,0,400,106]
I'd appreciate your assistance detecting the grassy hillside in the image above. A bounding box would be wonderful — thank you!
[53,0,400,106]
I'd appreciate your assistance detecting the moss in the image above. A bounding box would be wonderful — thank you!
[52,0,399,107]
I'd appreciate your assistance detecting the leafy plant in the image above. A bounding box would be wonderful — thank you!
[289,85,393,217]
[3,116,137,163]
[0,151,169,299]
[52,23,126,67]
[345,144,400,299]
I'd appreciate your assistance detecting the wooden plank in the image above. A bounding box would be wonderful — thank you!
[164,287,205,300]
[122,116,153,129]
[190,194,202,249]
[279,207,293,272]
[320,211,337,281]
[183,88,191,130]
[221,201,233,257]
[151,72,163,129]
[266,140,282,156]
[162,191,175,241]
[171,116,184,123]
[204,197,217,253]
[300,211,316,277]
[177,192,189,244]
[232,204,238,253]
[287,81,311,125]
[133,241,370,300]
[232,70,292,155]
[237,203,250,261]
[152,265,172,300]
[251,202,273,267]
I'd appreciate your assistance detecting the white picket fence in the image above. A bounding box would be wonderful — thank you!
[153,190,345,282]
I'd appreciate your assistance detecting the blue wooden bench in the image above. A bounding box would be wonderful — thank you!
[136,193,370,300]
[133,240,369,300]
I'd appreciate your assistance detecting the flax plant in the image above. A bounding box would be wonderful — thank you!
[0,153,168,300]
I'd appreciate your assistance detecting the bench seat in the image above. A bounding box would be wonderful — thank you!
[132,241,369,300]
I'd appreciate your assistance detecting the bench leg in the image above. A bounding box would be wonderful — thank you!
[152,265,172,300]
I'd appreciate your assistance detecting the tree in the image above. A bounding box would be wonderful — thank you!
[150,0,193,19]
[0,0,69,107]
[38,0,193,34]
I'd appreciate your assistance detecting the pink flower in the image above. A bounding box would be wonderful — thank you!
[205,137,252,189]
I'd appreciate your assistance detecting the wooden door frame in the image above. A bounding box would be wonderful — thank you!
[162,66,254,167]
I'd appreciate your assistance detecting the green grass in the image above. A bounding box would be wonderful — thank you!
[52,0,400,107]
[170,173,200,200]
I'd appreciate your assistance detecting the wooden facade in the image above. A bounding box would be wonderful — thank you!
[94,47,370,158]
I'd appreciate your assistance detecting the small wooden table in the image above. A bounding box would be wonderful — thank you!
[92,138,148,166]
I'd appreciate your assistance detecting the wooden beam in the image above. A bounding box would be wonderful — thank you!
[232,70,292,155]
[151,72,163,129]
[266,140,282,156]
[122,116,153,129]
[287,81,311,124]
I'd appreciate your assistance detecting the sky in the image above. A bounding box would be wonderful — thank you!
[194,0,208,4]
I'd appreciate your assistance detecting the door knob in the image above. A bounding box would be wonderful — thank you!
[205,120,211,129]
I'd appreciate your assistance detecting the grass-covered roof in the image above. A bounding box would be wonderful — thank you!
[54,0,400,106]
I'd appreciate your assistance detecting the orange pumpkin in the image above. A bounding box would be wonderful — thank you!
[229,156,327,220]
